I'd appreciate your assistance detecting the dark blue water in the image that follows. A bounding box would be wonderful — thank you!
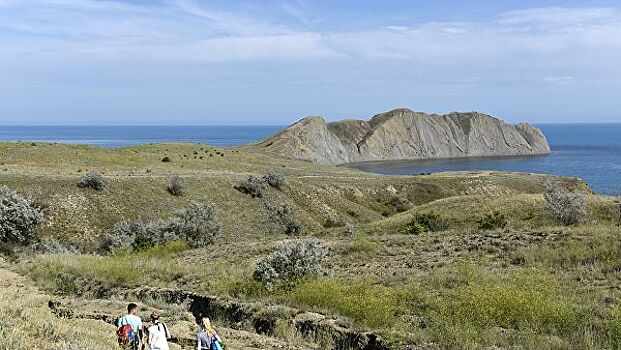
[0,126,283,147]
[346,124,621,195]
[0,124,619,195]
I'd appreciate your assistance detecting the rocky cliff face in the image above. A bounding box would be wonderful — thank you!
[253,109,551,166]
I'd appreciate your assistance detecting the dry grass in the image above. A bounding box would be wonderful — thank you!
[0,259,117,350]
[2,141,619,349]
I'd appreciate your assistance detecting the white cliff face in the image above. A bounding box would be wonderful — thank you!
[253,109,551,166]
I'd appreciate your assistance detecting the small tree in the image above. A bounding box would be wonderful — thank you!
[170,202,221,247]
[544,182,588,226]
[253,239,327,290]
[77,171,105,191]
[168,176,184,196]
[235,175,268,198]
[0,185,45,245]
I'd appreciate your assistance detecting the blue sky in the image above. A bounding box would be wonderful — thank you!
[1,0,620,125]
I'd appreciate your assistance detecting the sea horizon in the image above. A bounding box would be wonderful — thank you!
[1,123,619,195]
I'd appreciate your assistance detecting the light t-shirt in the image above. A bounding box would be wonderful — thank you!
[147,323,170,350]
[118,314,143,333]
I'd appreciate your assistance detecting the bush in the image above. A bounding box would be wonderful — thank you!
[263,172,285,190]
[33,237,78,255]
[544,182,588,226]
[161,156,171,163]
[324,216,345,228]
[100,219,172,254]
[409,212,450,233]
[167,176,184,196]
[0,185,45,245]
[100,203,220,254]
[77,171,105,191]
[477,211,508,230]
[401,221,425,235]
[265,201,303,235]
[235,175,268,198]
[253,239,327,290]
[387,196,411,213]
[170,202,221,247]
[344,223,357,236]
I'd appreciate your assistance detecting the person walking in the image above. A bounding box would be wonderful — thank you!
[196,317,223,350]
[117,303,143,350]
[146,312,171,350]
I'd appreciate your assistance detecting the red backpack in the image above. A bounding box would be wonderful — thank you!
[117,317,135,345]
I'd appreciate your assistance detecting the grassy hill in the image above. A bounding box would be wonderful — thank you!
[1,141,619,349]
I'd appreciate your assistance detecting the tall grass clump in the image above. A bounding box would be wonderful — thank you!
[77,170,105,191]
[253,239,327,290]
[167,175,184,196]
[544,181,588,226]
[0,185,45,245]
[290,278,398,328]
[430,269,590,347]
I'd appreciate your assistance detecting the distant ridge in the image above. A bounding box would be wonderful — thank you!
[250,108,551,166]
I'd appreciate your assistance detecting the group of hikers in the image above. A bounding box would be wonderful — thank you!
[117,303,223,350]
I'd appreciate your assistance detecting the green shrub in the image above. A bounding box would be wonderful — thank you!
[77,171,105,191]
[101,219,173,254]
[477,210,508,230]
[414,212,450,232]
[401,221,425,235]
[265,201,303,235]
[253,239,327,290]
[401,212,449,234]
[33,237,78,254]
[544,182,588,226]
[235,175,268,198]
[0,185,45,245]
[170,202,220,247]
[263,172,285,190]
[324,216,345,228]
[386,196,411,213]
[100,202,220,253]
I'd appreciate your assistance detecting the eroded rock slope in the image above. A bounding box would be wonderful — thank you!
[253,108,551,165]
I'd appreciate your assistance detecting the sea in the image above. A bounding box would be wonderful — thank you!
[0,124,619,195]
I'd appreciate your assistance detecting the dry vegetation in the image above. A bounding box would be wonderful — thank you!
[1,141,619,349]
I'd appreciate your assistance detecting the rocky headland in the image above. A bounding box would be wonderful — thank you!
[253,108,551,166]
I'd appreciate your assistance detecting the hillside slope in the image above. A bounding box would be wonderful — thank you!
[250,108,551,165]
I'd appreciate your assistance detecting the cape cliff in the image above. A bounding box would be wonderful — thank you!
[252,108,551,166]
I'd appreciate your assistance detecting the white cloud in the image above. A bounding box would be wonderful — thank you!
[2,3,621,63]
[1,2,621,123]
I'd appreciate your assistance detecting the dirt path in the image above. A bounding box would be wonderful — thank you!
[0,261,315,350]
